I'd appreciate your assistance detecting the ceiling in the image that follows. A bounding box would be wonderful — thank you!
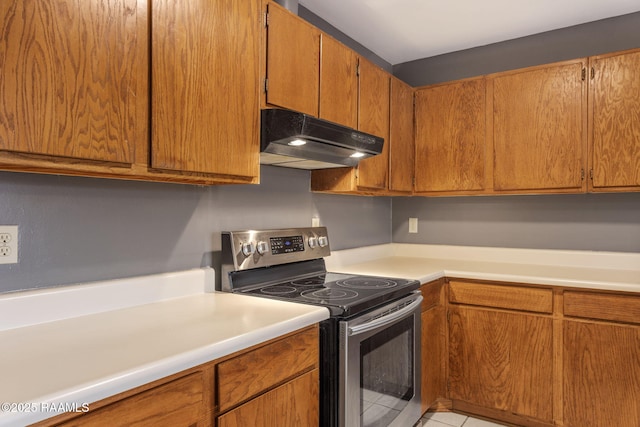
[298,0,640,65]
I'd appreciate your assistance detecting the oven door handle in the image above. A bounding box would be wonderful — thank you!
[348,295,423,336]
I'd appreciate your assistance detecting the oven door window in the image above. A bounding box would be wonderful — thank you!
[360,316,414,427]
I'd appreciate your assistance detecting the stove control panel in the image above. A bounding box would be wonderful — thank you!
[222,227,331,272]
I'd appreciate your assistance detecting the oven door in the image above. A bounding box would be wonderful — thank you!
[339,291,423,427]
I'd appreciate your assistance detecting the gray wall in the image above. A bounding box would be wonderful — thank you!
[393,11,640,86]
[392,194,640,253]
[0,167,391,293]
[392,11,640,253]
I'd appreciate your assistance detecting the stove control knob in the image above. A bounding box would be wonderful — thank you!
[318,236,329,248]
[308,236,318,249]
[241,241,256,257]
[256,241,269,255]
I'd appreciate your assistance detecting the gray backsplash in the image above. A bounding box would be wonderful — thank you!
[392,194,640,253]
[0,167,391,293]
[3,10,640,294]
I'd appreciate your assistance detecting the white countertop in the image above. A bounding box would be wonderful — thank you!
[0,269,328,426]
[325,244,640,293]
[2,244,639,425]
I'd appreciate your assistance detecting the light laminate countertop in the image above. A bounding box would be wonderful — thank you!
[325,244,640,293]
[0,270,328,427]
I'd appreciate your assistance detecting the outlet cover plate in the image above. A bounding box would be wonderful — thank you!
[408,218,418,234]
[0,225,18,264]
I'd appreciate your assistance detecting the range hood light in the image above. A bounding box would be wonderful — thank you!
[350,152,366,158]
[288,139,307,146]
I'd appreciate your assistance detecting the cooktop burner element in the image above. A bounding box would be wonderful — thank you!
[335,277,398,289]
[300,288,359,301]
[220,227,420,317]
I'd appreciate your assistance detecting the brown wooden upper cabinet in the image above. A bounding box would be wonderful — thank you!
[263,2,361,130]
[151,0,261,181]
[319,35,358,129]
[414,77,488,195]
[264,2,320,117]
[389,77,415,194]
[1,0,262,184]
[589,48,640,192]
[0,0,140,165]
[310,57,391,194]
[355,57,391,190]
[491,59,587,193]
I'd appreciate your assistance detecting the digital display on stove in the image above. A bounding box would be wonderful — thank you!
[270,235,305,255]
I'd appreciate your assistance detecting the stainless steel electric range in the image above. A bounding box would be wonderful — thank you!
[219,227,422,427]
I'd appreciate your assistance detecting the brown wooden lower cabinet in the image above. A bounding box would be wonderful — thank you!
[448,305,553,423]
[55,371,210,427]
[217,369,319,427]
[33,326,319,427]
[421,279,640,427]
[420,279,448,413]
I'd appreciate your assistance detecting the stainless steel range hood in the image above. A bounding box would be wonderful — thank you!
[260,108,384,170]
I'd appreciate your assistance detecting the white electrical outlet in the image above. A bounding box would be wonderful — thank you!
[312,217,320,227]
[0,225,18,264]
[408,218,418,234]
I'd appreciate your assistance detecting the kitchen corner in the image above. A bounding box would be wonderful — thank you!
[325,243,640,293]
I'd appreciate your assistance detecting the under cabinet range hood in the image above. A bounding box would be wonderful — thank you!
[260,108,384,170]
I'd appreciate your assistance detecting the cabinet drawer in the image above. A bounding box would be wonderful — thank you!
[449,280,553,313]
[217,369,319,427]
[564,290,640,324]
[217,327,318,412]
[57,372,205,427]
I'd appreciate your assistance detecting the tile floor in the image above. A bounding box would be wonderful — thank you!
[418,411,507,427]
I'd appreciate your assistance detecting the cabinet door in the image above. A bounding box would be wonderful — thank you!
[414,78,487,194]
[590,49,640,191]
[357,58,390,190]
[151,0,260,178]
[564,320,640,427]
[0,0,138,164]
[319,35,357,128]
[389,78,415,193]
[492,60,586,192]
[420,280,447,413]
[265,2,319,117]
[56,372,206,427]
[217,369,319,427]
[449,306,553,422]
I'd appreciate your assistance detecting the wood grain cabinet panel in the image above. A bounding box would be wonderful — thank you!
[0,0,138,164]
[492,60,587,192]
[55,372,207,427]
[151,0,260,178]
[449,306,553,422]
[356,57,391,190]
[389,77,415,194]
[564,290,640,324]
[590,48,640,191]
[414,78,487,194]
[217,369,319,427]
[563,320,640,427]
[216,327,318,412]
[310,57,392,194]
[449,280,553,314]
[319,35,357,129]
[420,280,447,413]
[264,2,320,117]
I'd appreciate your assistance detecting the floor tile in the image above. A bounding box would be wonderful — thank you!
[421,419,463,427]
[421,411,468,426]
[462,417,507,427]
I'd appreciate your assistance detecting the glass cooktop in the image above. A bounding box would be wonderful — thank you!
[239,272,420,317]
